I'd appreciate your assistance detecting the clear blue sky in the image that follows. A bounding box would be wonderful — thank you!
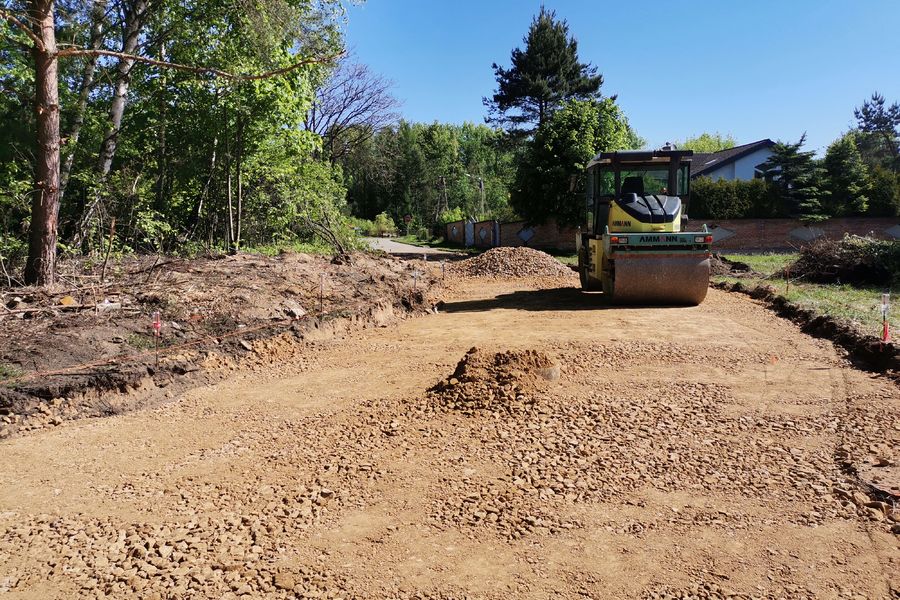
[344,0,900,155]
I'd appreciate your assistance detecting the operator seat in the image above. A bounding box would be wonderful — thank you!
[621,176,645,196]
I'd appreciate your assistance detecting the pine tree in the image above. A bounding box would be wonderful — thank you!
[824,133,870,215]
[510,98,637,225]
[760,134,829,221]
[484,7,602,135]
[854,92,900,170]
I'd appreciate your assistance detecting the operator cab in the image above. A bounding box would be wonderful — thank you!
[584,149,693,235]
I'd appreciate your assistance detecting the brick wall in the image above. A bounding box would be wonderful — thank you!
[688,217,900,251]
[499,219,579,251]
[445,220,466,245]
[473,220,499,248]
[449,216,898,252]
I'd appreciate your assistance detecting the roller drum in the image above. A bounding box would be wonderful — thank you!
[611,253,710,305]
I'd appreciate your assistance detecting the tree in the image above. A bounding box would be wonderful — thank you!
[511,98,639,226]
[3,0,62,285]
[823,133,869,216]
[760,134,828,221]
[679,132,736,153]
[0,0,342,285]
[341,121,518,228]
[854,92,900,170]
[304,57,400,164]
[867,166,900,216]
[484,7,601,135]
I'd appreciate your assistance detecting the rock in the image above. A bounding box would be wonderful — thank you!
[273,572,295,590]
[283,301,307,319]
[239,340,254,351]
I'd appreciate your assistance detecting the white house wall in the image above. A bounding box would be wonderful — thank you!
[703,147,775,181]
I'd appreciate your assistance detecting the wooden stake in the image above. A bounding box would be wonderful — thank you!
[100,217,116,284]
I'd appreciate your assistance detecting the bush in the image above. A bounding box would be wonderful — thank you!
[439,207,466,224]
[695,177,784,219]
[372,212,398,236]
[690,177,782,219]
[787,235,900,286]
[867,166,900,217]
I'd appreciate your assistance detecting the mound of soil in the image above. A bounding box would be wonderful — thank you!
[427,347,560,414]
[451,247,572,278]
[710,253,753,277]
[0,251,436,425]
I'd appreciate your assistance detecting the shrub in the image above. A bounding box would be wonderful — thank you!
[690,177,782,219]
[867,166,900,217]
[439,207,466,224]
[787,235,900,286]
[372,212,398,236]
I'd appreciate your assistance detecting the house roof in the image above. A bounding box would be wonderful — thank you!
[689,139,775,178]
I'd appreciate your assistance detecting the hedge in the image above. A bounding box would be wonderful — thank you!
[689,177,784,220]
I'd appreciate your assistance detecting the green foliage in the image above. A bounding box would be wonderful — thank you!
[823,133,870,216]
[0,0,351,269]
[0,363,23,382]
[679,132,737,153]
[372,212,398,236]
[867,166,900,216]
[690,177,782,219]
[342,121,516,230]
[760,134,829,221]
[400,214,427,240]
[439,207,466,224]
[485,6,602,134]
[854,92,900,170]
[511,98,640,226]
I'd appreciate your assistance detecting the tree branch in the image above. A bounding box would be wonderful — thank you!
[55,47,342,81]
[0,7,45,51]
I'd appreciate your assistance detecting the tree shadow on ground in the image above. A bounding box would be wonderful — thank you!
[439,286,699,313]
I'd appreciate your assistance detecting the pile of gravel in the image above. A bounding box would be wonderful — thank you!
[426,347,560,415]
[451,247,572,278]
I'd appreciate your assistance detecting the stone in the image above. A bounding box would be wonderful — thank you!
[273,572,295,590]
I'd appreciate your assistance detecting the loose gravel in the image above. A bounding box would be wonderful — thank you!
[450,247,572,278]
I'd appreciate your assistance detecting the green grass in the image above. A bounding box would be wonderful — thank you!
[126,333,157,350]
[716,251,896,336]
[0,363,23,382]
[543,249,578,266]
[393,236,479,253]
[724,252,798,276]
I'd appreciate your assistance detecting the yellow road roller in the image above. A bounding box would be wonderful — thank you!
[576,149,712,305]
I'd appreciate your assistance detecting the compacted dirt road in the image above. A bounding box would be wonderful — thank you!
[1,272,898,599]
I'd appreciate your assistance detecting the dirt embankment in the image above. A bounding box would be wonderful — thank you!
[0,252,437,436]
[714,280,900,377]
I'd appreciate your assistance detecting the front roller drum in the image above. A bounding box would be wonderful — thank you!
[610,253,710,305]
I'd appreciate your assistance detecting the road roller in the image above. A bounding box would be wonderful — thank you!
[576,149,712,305]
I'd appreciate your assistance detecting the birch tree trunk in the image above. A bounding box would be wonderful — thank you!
[59,0,107,201]
[72,0,150,248]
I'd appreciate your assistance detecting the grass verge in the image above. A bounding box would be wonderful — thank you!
[393,236,478,253]
[716,252,896,337]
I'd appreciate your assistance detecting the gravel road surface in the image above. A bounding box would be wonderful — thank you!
[1,273,897,599]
